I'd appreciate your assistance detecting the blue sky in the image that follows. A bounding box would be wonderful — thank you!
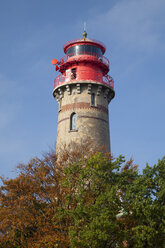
[0,0,165,178]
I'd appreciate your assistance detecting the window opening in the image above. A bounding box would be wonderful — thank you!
[91,93,95,106]
[59,99,62,110]
[70,113,77,130]
[71,68,76,80]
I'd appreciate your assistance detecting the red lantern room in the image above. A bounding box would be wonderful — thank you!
[52,31,114,98]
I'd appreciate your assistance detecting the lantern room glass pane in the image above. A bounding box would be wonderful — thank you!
[66,45,102,57]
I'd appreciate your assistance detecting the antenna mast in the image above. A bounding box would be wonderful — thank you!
[84,22,86,32]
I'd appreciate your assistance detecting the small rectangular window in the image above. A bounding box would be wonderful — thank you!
[71,68,76,80]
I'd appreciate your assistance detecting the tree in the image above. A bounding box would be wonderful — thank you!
[0,151,70,248]
[0,144,164,247]
[60,153,137,248]
[0,142,94,248]
[120,157,165,248]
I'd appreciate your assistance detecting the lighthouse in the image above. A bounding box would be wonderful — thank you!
[52,32,115,152]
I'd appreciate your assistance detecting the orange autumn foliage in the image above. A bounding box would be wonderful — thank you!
[0,142,95,248]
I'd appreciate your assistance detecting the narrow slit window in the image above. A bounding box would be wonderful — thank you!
[70,113,77,130]
[91,93,95,106]
[59,99,62,110]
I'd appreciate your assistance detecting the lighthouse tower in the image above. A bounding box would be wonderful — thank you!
[52,32,115,152]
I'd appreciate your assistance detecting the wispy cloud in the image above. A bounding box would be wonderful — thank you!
[89,0,165,53]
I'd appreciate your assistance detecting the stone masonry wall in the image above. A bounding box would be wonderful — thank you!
[55,82,112,152]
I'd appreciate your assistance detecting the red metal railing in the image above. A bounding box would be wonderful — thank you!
[59,53,109,68]
[54,73,114,90]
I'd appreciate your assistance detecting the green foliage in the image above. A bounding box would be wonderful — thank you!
[61,153,124,248]
[0,146,164,247]
[122,157,165,247]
